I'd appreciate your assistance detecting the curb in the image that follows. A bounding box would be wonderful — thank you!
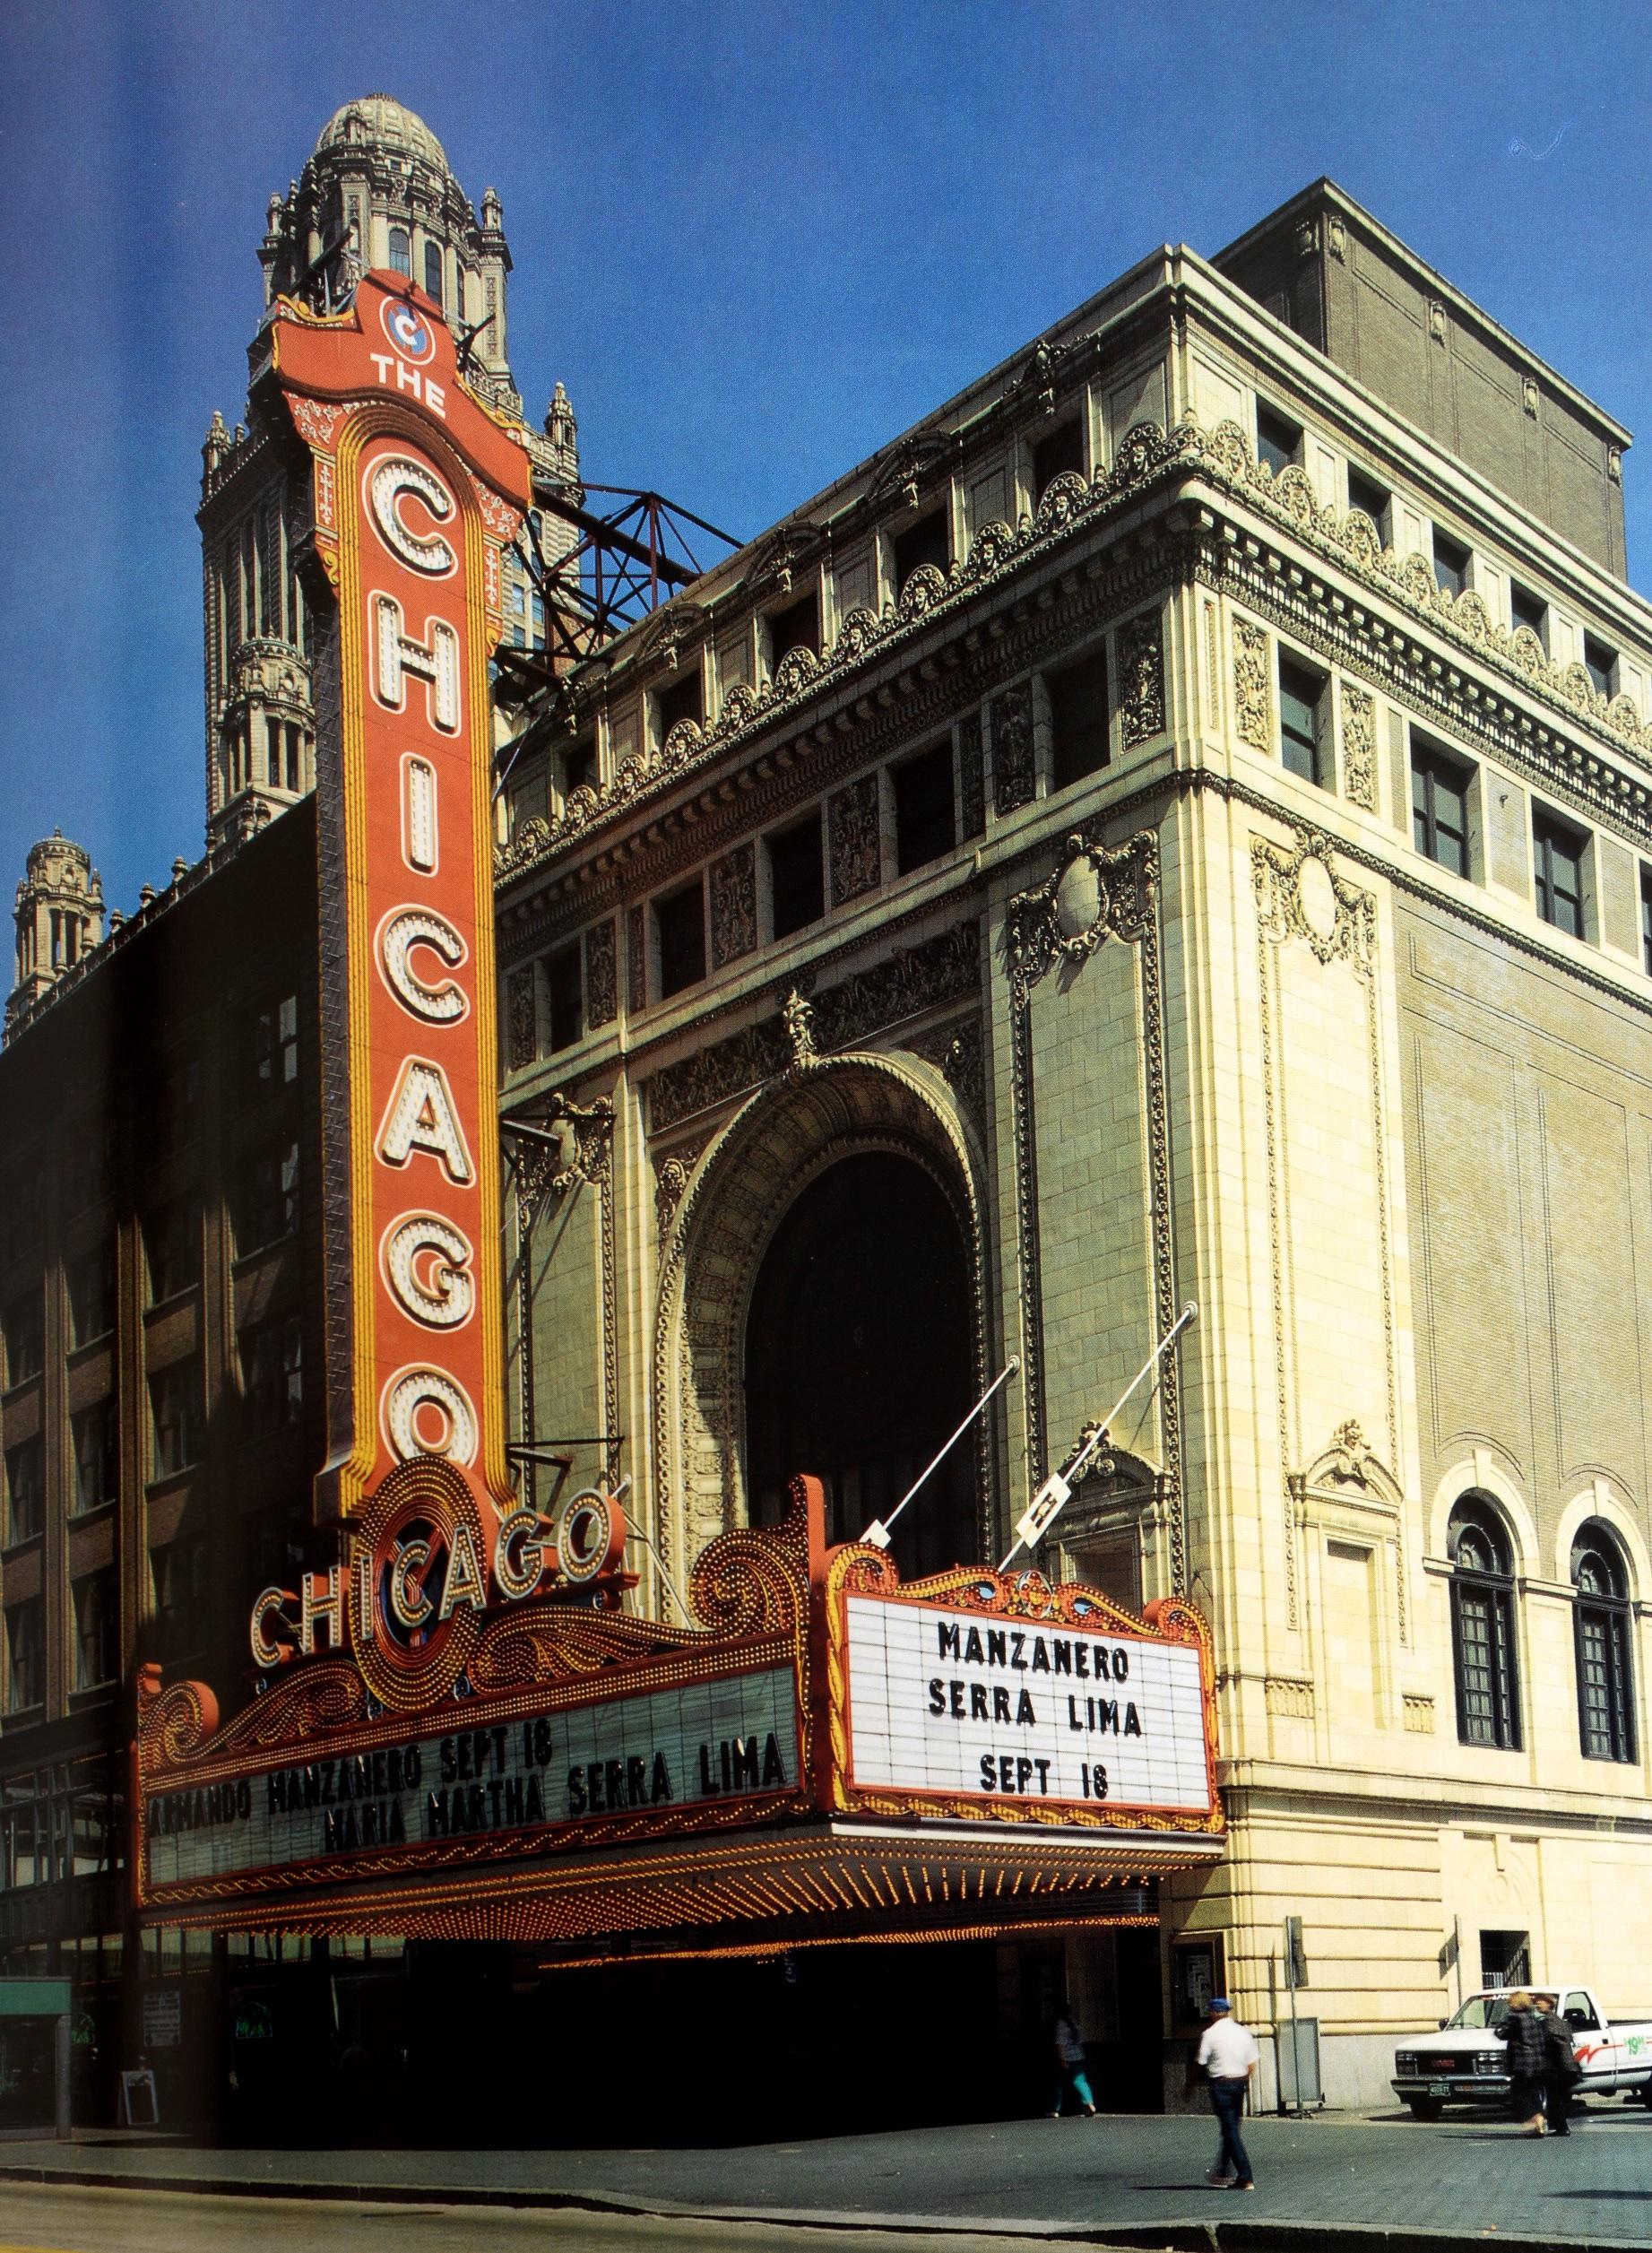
[0,2163,1629,2253]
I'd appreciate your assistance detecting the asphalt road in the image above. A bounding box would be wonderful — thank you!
[0,2186,1032,2253]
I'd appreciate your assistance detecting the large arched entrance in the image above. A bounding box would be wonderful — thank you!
[744,1149,975,1577]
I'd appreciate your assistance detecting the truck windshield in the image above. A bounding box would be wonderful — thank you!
[1448,1996,1511,2029]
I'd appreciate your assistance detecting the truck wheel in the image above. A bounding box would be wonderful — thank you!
[1406,2098,1444,2122]
[1638,2080,1652,2109]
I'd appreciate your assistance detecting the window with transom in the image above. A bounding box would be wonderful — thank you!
[1572,1525,1635,1763]
[1449,1497,1520,1749]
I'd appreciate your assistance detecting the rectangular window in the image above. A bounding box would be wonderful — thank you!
[2,1295,43,1389]
[562,738,596,801]
[151,1539,206,1663]
[264,715,282,789]
[545,941,582,1054]
[1256,403,1302,476]
[4,1439,42,1545]
[1032,418,1085,504]
[893,742,956,875]
[654,880,706,1000]
[150,1361,203,1481]
[767,811,825,940]
[891,508,949,594]
[1453,1580,1521,1748]
[72,1398,117,1515]
[1577,1604,1635,1763]
[1509,582,1549,649]
[284,724,303,792]
[1411,733,1473,880]
[423,240,443,308]
[1346,466,1391,543]
[66,1244,115,1349]
[1584,634,1619,700]
[1277,655,1328,787]
[765,590,819,671]
[72,1569,116,1692]
[653,669,704,744]
[1432,529,1472,598]
[247,994,298,1096]
[5,1599,41,1712]
[240,1315,303,1443]
[1641,867,1652,976]
[2,1165,42,1265]
[234,1141,300,1258]
[1048,646,1111,790]
[1479,1931,1531,1992]
[1533,807,1587,938]
[153,1044,203,1146]
[144,1199,201,1304]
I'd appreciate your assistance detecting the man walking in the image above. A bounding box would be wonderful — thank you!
[1534,1993,1579,2136]
[1496,1990,1548,2135]
[1197,1997,1258,2190]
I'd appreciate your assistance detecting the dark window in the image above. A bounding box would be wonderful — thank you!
[284,724,304,792]
[1048,646,1111,790]
[1509,583,1549,648]
[2,1295,43,1389]
[1584,635,1619,699]
[4,1439,42,1545]
[73,1568,116,1691]
[546,942,582,1053]
[454,266,467,324]
[765,590,819,671]
[1449,1497,1520,1750]
[153,1044,203,1146]
[1032,418,1085,503]
[1533,807,1587,938]
[388,226,411,278]
[1257,403,1302,476]
[235,1142,300,1258]
[264,715,281,789]
[893,742,956,875]
[654,669,704,743]
[1480,1930,1531,1991]
[144,1200,201,1304]
[1278,656,1328,787]
[247,995,298,1096]
[240,1315,303,1443]
[151,1538,207,1663]
[562,739,596,799]
[72,1398,117,1515]
[768,811,825,940]
[5,1599,41,1712]
[2,1165,42,1264]
[62,1114,115,1211]
[422,239,443,307]
[1411,734,1472,879]
[1346,466,1391,542]
[1572,1526,1635,1763]
[67,1243,115,1349]
[150,1361,203,1481]
[1641,868,1652,976]
[1432,529,1471,598]
[891,508,949,593]
[654,881,706,999]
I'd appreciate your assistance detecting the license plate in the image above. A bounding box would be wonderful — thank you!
[1427,2081,1451,2097]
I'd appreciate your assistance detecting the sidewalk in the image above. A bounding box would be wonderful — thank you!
[0,2102,1647,2249]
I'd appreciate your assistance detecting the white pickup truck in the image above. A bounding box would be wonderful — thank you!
[1393,1985,1652,2119]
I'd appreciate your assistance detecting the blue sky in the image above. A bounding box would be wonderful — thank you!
[1,0,1648,916]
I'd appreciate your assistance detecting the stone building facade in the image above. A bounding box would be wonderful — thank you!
[494,178,1652,2107]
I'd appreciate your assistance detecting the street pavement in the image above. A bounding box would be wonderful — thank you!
[0,2099,1648,2249]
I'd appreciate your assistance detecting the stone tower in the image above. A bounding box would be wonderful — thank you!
[8,832,104,1034]
[199,96,578,849]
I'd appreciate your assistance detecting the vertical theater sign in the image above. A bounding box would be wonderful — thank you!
[134,274,1224,1960]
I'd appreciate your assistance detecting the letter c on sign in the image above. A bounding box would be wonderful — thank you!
[376,907,469,1025]
[249,1586,295,1670]
[381,1213,476,1330]
[367,455,457,577]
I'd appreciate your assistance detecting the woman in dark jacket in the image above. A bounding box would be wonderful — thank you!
[1535,1994,1578,2136]
[1496,1991,1549,2133]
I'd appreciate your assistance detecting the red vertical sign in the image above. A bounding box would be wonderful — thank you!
[271,274,529,1546]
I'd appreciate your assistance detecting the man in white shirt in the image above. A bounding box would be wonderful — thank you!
[1195,1997,1259,2190]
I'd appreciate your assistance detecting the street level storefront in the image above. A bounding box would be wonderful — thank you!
[135,1475,1221,2134]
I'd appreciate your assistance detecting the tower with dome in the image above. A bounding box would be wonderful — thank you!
[198,96,580,850]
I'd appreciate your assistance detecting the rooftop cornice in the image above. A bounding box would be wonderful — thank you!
[495,411,1652,900]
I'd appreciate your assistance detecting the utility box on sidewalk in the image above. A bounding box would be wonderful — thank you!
[1278,2015,1323,2108]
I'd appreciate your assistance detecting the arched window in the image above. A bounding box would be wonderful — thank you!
[388,226,411,278]
[1572,1524,1635,1763]
[1449,1496,1520,1749]
[423,239,443,307]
